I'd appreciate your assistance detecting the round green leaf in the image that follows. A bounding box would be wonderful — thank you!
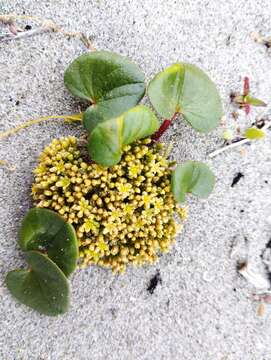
[171,161,215,203]
[88,105,159,167]
[6,251,70,316]
[64,51,145,133]
[148,63,223,133]
[19,208,78,277]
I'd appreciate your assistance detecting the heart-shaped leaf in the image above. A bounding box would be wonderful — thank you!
[6,251,70,316]
[64,51,145,133]
[88,105,159,167]
[171,161,215,203]
[148,63,223,133]
[19,208,78,277]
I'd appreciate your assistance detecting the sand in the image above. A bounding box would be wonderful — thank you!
[1,1,271,359]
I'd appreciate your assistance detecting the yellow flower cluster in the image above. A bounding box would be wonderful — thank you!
[32,136,187,272]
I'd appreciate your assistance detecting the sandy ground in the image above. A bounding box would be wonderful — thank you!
[1,1,271,359]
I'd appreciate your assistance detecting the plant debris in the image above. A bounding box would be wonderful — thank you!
[253,292,271,304]
[237,261,270,291]
[209,75,270,158]
[226,34,231,46]
[147,270,162,294]
[209,117,271,158]
[0,14,96,50]
[229,235,249,260]
[230,77,266,115]
[251,31,271,49]
[236,237,271,316]
[261,238,271,283]
[231,172,244,187]
[257,302,265,317]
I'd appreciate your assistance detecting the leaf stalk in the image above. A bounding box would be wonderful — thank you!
[151,112,178,141]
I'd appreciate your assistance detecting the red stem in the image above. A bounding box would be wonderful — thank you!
[151,119,171,141]
[243,76,250,114]
[243,76,250,96]
[152,112,178,141]
[244,104,250,115]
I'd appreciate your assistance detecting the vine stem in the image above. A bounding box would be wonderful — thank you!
[151,112,179,141]
[208,120,271,158]
[0,113,83,141]
[243,76,250,96]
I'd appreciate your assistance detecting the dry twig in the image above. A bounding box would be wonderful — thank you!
[0,14,96,50]
[209,119,271,158]
[238,261,270,291]
[251,31,271,49]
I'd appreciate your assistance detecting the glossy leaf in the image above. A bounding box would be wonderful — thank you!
[19,208,78,277]
[88,105,159,166]
[148,63,223,133]
[6,251,70,316]
[64,51,145,133]
[171,161,215,203]
[244,127,265,140]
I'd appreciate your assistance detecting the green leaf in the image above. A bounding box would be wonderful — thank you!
[88,105,159,166]
[148,63,223,133]
[19,208,78,277]
[6,251,70,316]
[171,161,215,203]
[244,127,265,140]
[64,51,145,133]
[244,95,267,107]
